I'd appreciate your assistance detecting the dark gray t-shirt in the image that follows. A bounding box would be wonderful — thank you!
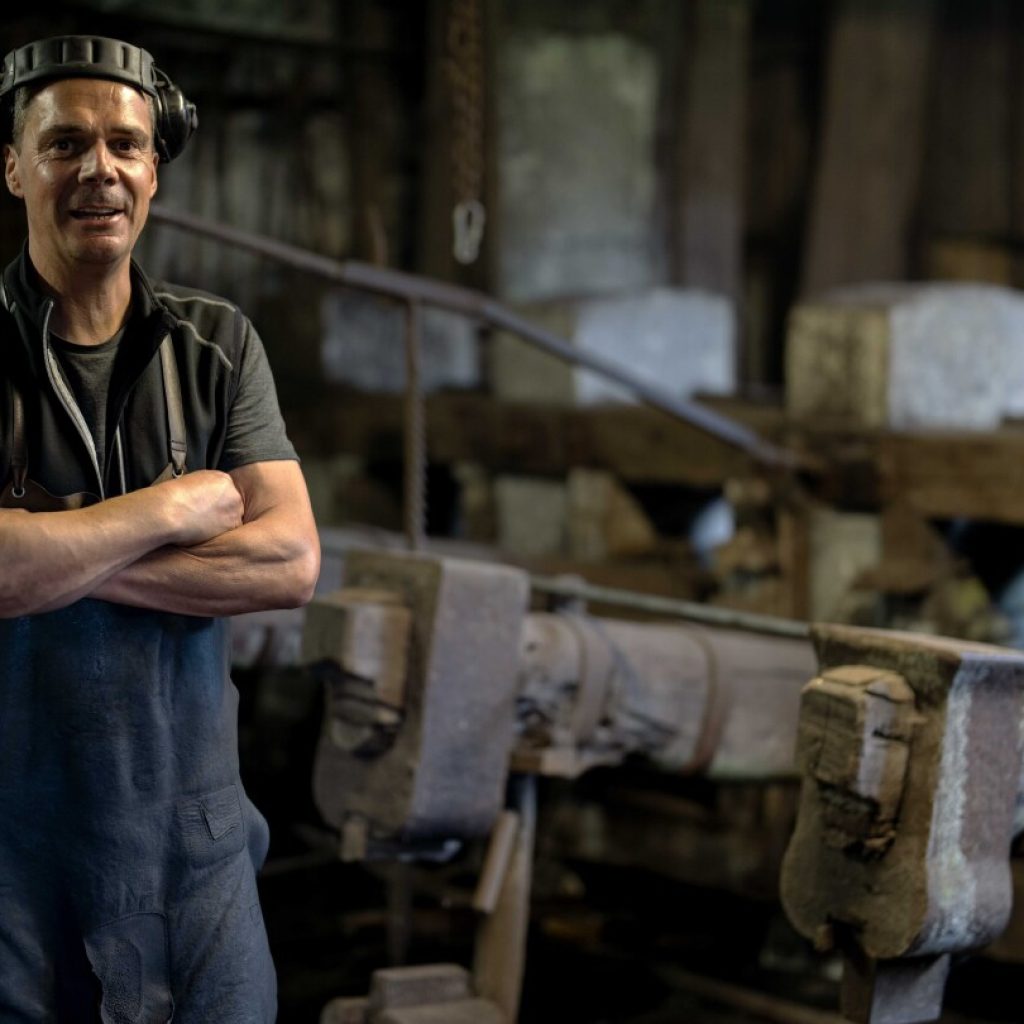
[214,322,297,471]
[51,327,125,482]
[52,319,295,488]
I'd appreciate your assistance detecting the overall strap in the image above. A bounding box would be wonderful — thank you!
[159,335,187,476]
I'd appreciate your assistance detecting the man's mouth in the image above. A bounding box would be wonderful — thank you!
[69,208,124,220]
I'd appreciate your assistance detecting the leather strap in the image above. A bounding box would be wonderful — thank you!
[159,336,187,477]
[677,626,733,774]
[3,331,188,504]
[9,382,26,496]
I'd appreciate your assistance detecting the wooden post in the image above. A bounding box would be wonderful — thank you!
[671,0,752,309]
[473,775,537,1022]
[801,0,935,296]
[343,1,405,266]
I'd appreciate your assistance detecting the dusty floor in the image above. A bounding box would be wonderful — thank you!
[258,855,1020,1024]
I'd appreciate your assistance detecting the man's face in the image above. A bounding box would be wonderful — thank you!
[3,78,158,277]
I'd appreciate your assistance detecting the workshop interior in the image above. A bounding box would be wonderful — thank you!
[8,1,1024,1022]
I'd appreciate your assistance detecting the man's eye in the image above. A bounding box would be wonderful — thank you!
[50,139,74,153]
[114,139,140,153]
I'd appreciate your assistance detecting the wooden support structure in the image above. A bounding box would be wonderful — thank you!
[288,389,1024,527]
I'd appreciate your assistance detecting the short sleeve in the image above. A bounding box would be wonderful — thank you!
[217,318,297,472]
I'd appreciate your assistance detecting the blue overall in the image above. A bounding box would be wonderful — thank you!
[0,333,277,1019]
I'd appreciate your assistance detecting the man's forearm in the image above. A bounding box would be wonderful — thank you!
[92,513,319,617]
[0,491,185,618]
[0,469,243,619]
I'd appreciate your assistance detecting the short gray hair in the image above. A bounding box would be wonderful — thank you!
[10,82,157,150]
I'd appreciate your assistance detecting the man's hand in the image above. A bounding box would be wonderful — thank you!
[157,470,244,547]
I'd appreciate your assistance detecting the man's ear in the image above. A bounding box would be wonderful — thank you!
[4,143,23,199]
[149,150,158,199]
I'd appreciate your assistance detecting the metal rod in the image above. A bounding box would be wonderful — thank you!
[148,204,805,471]
[403,301,426,552]
[529,574,812,640]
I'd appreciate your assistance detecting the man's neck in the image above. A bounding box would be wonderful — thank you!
[29,250,133,346]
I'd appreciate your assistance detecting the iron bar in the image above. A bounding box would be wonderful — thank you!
[403,301,426,552]
[529,574,811,640]
[149,204,804,471]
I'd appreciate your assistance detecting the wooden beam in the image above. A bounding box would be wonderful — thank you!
[288,388,1024,524]
[285,390,760,486]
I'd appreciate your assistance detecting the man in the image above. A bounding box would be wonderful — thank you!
[0,35,320,1021]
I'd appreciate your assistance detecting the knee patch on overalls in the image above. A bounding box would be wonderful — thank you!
[84,912,173,1024]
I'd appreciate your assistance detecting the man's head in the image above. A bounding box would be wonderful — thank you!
[0,36,195,281]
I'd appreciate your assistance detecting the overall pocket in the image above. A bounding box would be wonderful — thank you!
[175,783,245,867]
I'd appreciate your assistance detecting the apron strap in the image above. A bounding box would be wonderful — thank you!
[159,336,187,477]
[3,329,188,497]
[9,381,27,497]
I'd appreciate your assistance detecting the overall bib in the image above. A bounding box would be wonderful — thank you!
[0,338,277,1023]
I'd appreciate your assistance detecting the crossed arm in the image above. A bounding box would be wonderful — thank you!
[0,460,320,619]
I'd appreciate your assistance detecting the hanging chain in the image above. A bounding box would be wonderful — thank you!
[445,0,486,265]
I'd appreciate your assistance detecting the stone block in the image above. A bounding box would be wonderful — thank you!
[320,998,368,1024]
[808,509,881,623]
[787,283,1024,429]
[377,1000,504,1024]
[496,31,660,301]
[491,287,735,406]
[369,965,472,1012]
[494,476,567,558]
[566,469,658,561]
[321,290,481,393]
[301,455,402,531]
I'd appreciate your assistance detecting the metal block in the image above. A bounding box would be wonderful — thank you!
[312,551,530,846]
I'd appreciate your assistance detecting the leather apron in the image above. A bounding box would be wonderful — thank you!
[0,338,277,1022]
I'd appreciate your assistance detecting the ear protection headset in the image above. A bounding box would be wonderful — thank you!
[0,35,197,162]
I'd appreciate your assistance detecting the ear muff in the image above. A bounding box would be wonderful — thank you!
[0,35,197,162]
[151,66,197,163]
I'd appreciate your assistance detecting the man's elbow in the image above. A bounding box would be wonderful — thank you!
[279,540,320,608]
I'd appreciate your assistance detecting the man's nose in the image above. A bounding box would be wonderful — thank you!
[79,141,116,183]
